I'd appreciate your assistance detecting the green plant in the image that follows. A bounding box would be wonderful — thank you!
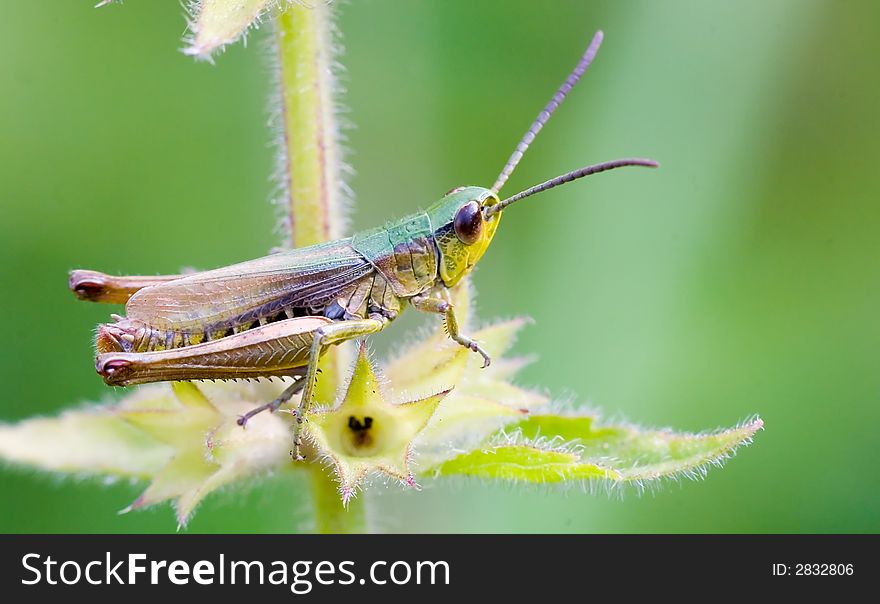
[0,0,762,533]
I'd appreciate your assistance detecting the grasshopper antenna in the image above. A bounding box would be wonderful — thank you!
[491,30,605,195]
[486,158,658,217]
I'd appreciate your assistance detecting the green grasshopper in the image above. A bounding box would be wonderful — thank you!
[70,31,657,459]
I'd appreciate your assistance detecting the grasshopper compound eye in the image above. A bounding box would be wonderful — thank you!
[453,200,483,245]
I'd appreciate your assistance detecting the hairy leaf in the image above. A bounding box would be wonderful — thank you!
[0,408,171,478]
[432,445,613,482]
[430,415,763,485]
[183,0,273,59]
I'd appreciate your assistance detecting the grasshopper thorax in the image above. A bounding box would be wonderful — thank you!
[427,186,501,287]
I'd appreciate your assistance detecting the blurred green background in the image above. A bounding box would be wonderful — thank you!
[1,0,878,533]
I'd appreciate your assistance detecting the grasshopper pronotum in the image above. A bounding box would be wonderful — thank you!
[70,31,658,459]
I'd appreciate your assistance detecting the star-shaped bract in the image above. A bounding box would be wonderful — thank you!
[307,343,449,505]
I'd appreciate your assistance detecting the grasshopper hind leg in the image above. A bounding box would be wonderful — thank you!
[236,370,307,428]
[69,270,185,304]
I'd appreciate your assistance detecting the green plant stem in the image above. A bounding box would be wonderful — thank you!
[275,2,345,248]
[275,1,364,533]
[276,0,345,404]
[308,465,367,534]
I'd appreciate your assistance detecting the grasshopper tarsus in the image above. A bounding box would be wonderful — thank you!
[475,345,491,369]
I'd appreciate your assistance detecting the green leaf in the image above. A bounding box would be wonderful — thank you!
[593,418,765,481]
[183,0,273,60]
[406,316,549,456]
[0,408,172,478]
[429,414,763,485]
[432,445,613,482]
[512,414,618,443]
[128,450,217,513]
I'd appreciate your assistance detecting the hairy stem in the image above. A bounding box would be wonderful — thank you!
[274,1,363,533]
[275,2,347,247]
[275,0,347,404]
[308,465,367,534]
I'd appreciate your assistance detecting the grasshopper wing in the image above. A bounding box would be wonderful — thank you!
[126,239,373,330]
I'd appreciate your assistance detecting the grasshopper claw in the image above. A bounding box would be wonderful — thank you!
[467,340,491,368]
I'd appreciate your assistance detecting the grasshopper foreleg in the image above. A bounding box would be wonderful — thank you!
[292,317,388,460]
[410,294,491,368]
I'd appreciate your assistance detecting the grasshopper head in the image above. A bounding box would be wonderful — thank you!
[427,186,501,287]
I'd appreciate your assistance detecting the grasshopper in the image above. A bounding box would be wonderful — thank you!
[70,31,658,459]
